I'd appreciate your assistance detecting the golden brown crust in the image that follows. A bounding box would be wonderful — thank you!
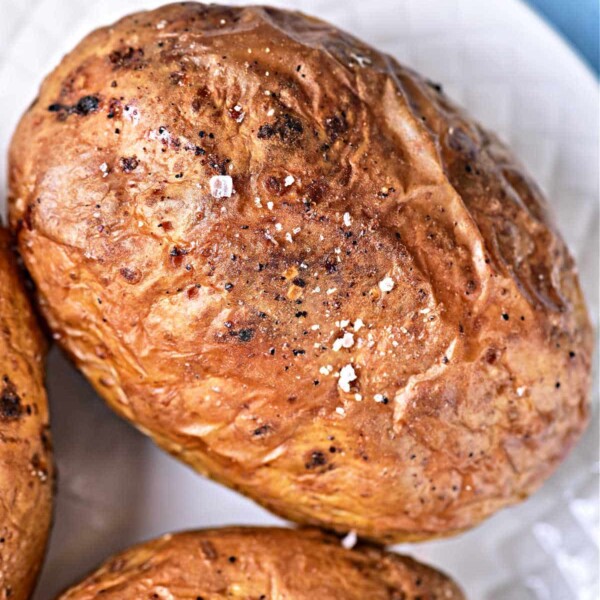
[57,527,464,599]
[8,3,592,541]
[0,229,53,599]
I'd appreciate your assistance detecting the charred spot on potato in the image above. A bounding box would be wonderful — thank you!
[305,450,327,469]
[0,376,22,420]
[120,156,138,172]
[108,46,145,69]
[75,95,100,115]
[264,176,283,195]
[237,329,254,342]
[119,267,142,284]
[324,112,348,141]
[257,113,303,143]
[207,154,230,175]
[48,95,99,118]
[252,424,271,437]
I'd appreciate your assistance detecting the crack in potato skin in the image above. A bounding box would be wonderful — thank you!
[8,3,592,542]
[0,229,53,600]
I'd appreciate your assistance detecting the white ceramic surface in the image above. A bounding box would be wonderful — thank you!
[0,1,597,598]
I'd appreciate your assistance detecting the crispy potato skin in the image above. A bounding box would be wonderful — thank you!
[57,527,464,599]
[0,229,53,599]
[8,3,592,541]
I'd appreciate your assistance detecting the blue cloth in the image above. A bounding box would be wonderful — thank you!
[526,0,599,75]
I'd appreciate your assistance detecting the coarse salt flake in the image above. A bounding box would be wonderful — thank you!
[209,175,233,198]
[378,276,395,293]
[284,175,295,187]
[341,530,357,549]
[338,364,357,393]
[335,407,346,416]
[333,332,354,351]
[343,212,352,227]
[354,318,364,331]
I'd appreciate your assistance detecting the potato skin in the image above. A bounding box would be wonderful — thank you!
[56,527,464,599]
[0,229,53,599]
[8,3,592,541]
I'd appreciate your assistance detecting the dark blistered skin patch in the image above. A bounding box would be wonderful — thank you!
[48,94,100,118]
[0,376,22,420]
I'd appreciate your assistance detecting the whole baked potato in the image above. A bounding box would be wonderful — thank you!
[8,3,592,541]
[0,229,53,599]
[56,527,464,599]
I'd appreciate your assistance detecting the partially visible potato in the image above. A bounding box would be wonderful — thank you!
[57,527,464,599]
[0,229,53,600]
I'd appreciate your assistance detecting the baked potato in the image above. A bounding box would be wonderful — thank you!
[8,3,592,541]
[56,527,464,599]
[0,229,53,600]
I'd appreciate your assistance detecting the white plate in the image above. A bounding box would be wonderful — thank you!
[0,1,597,598]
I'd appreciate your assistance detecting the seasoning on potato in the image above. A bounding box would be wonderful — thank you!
[8,3,592,542]
[0,229,53,600]
[56,527,465,599]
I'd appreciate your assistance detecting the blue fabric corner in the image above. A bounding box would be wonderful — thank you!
[526,0,599,76]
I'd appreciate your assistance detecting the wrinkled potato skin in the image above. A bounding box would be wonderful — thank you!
[57,527,464,599]
[0,229,53,600]
[9,3,592,541]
